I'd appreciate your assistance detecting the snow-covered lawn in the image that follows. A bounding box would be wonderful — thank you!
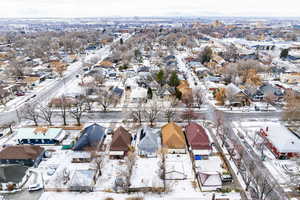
[130,157,163,189]
[40,150,94,190]
[95,158,127,191]
[165,154,196,193]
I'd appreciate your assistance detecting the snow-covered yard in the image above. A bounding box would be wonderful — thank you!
[165,154,196,193]
[130,157,163,189]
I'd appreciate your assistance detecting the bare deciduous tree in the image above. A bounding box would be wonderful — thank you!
[130,102,144,125]
[264,92,276,111]
[251,174,274,200]
[123,150,137,192]
[54,96,71,126]
[194,88,204,109]
[164,107,177,123]
[5,59,26,78]
[69,98,87,126]
[0,121,15,135]
[97,90,118,112]
[20,103,40,126]
[39,104,54,126]
[144,103,161,126]
[282,90,300,122]
[180,108,198,124]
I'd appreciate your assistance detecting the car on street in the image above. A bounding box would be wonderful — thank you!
[15,92,25,96]
[28,183,43,192]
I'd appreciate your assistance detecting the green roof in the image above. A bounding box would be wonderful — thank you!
[16,128,63,140]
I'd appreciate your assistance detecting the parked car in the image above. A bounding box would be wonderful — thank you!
[15,92,25,96]
[28,183,43,192]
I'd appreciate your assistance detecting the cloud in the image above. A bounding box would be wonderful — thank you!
[0,0,300,18]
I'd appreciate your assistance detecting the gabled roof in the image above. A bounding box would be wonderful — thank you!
[73,123,106,151]
[138,126,160,153]
[198,172,222,187]
[185,122,212,150]
[110,126,131,151]
[226,83,242,96]
[97,60,113,68]
[162,122,186,149]
[112,87,124,97]
[0,145,44,160]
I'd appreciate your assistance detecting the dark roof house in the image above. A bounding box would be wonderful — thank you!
[110,126,131,152]
[73,123,106,151]
[185,122,212,151]
[0,145,44,167]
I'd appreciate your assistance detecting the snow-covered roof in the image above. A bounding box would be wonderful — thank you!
[226,83,242,96]
[138,126,160,154]
[16,128,63,140]
[264,122,300,153]
[131,87,147,99]
[125,77,138,88]
[198,172,222,187]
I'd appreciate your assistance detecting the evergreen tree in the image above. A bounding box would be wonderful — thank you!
[147,87,153,99]
[175,88,182,100]
[168,71,180,87]
[155,69,165,87]
[201,47,213,64]
[280,48,289,59]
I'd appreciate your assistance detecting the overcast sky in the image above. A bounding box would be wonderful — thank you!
[1,0,300,18]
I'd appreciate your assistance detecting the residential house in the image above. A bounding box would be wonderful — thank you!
[185,122,212,158]
[197,172,222,191]
[187,61,203,69]
[225,83,250,107]
[131,87,148,103]
[164,55,177,68]
[94,60,113,69]
[195,156,224,191]
[259,122,300,159]
[280,73,300,84]
[73,123,106,151]
[211,54,226,66]
[16,127,65,145]
[137,126,161,157]
[0,87,11,105]
[110,126,132,159]
[24,76,40,88]
[156,85,172,100]
[0,145,44,167]
[176,80,192,100]
[162,122,186,153]
[257,83,284,101]
[49,97,78,107]
[112,87,124,98]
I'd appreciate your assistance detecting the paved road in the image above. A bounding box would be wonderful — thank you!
[0,35,131,126]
